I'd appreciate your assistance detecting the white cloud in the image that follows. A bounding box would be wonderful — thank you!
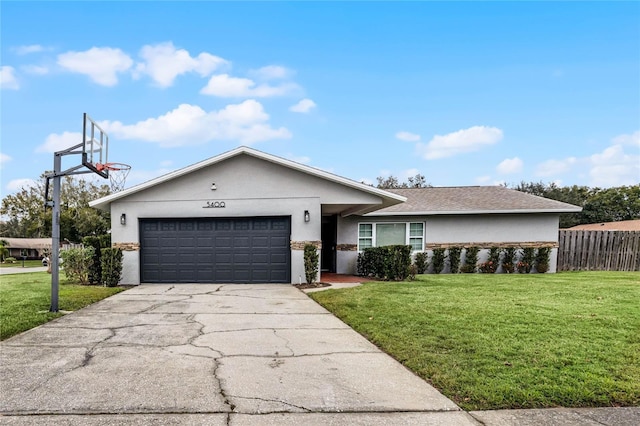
[57,47,133,86]
[497,157,523,174]
[612,130,640,147]
[251,65,291,80]
[1,66,19,90]
[133,42,228,88]
[289,98,316,113]
[417,126,503,159]
[7,178,38,192]
[284,153,311,164]
[396,131,421,142]
[535,157,578,177]
[126,168,174,186]
[475,175,492,184]
[589,144,640,187]
[13,44,45,55]
[36,131,83,153]
[532,130,640,187]
[400,168,421,180]
[0,153,12,164]
[201,73,298,98]
[101,100,291,147]
[22,65,49,75]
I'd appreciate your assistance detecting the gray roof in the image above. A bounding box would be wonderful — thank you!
[367,186,582,216]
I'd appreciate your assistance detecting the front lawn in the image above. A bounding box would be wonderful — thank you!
[0,260,45,268]
[0,272,125,340]
[310,272,640,410]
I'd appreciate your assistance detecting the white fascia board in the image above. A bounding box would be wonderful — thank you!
[89,146,406,210]
[366,207,583,216]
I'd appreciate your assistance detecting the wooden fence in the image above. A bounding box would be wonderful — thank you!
[557,230,640,271]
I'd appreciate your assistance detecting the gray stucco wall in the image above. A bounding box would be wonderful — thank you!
[111,154,384,284]
[336,213,561,274]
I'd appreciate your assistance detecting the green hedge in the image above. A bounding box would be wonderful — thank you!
[357,245,412,281]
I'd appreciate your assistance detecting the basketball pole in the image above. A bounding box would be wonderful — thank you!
[50,153,62,312]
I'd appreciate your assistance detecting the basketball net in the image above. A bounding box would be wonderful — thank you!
[96,162,131,192]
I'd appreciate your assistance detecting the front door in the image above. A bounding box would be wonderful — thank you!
[321,215,337,272]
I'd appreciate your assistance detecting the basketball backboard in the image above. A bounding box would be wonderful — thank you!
[82,113,109,178]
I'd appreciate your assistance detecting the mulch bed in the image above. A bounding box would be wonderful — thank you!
[293,282,331,289]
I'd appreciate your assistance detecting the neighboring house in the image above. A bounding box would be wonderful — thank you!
[566,219,640,231]
[1,238,52,259]
[89,147,582,285]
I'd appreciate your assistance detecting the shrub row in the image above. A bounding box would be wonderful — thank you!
[413,246,553,274]
[59,240,123,286]
[357,245,412,281]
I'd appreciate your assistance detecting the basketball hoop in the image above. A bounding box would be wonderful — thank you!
[96,162,131,192]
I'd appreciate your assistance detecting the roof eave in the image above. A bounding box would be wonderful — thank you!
[89,146,406,210]
[366,207,583,216]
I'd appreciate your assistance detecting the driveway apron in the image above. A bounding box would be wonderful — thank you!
[0,284,477,425]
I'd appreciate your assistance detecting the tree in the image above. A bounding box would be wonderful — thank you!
[512,181,640,228]
[582,185,640,224]
[0,175,111,242]
[376,174,432,189]
[0,240,9,262]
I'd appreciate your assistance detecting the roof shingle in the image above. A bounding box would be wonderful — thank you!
[369,186,582,215]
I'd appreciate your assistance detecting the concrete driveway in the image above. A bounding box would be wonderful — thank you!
[0,284,478,425]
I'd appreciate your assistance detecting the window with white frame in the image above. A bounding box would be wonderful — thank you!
[358,222,424,251]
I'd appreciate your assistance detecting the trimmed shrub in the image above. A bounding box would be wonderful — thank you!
[431,248,446,274]
[413,251,428,274]
[83,235,112,285]
[460,247,479,273]
[535,247,552,273]
[502,247,517,273]
[357,245,412,281]
[447,247,462,274]
[517,247,535,273]
[303,244,319,284]
[100,248,123,287]
[4,257,16,264]
[60,246,95,285]
[479,247,500,274]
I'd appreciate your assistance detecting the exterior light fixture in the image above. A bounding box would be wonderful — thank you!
[304,210,310,223]
[211,183,217,190]
[120,214,126,225]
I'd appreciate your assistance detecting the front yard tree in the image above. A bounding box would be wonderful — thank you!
[0,175,111,242]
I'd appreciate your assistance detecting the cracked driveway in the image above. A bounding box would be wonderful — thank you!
[0,284,478,425]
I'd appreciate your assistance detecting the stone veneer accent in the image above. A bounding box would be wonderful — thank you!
[425,241,558,250]
[290,240,322,250]
[337,244,357,251]
[112,242,140,251]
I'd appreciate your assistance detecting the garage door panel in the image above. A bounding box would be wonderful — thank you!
[141,217,290,284]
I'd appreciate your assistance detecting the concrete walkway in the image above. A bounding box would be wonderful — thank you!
[0,284,476,425]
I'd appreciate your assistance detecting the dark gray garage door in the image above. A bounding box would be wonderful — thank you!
[140,217,291,283]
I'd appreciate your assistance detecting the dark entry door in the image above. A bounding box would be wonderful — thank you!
[321,215,337,272]
[140,217,291,283]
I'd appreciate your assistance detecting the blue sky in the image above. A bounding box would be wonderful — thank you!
[1,1,639,196]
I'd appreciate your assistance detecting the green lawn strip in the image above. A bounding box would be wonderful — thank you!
[310,272,640,410]
[0,260,45,268]
[0,272,125,340]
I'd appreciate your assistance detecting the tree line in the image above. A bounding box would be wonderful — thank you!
[0,175,111,242]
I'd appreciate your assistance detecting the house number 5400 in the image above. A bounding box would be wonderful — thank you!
[203,201,226,208]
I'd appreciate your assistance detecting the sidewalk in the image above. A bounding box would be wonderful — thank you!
[0,266,47,275]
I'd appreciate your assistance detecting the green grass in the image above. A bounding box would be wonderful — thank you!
[310,272,640,410]
[0,272,125,340]
[0,260,45,268]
